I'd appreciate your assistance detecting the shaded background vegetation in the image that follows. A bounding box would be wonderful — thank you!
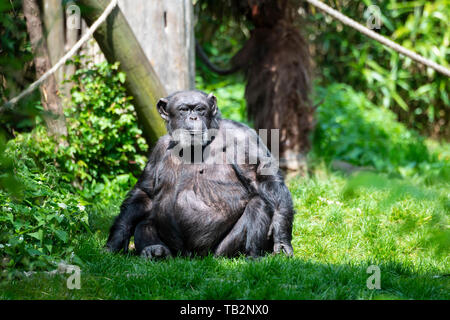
[195,0,449,138]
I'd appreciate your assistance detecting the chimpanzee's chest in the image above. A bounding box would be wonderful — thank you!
[153,162,253,252]
[178,163,250,212]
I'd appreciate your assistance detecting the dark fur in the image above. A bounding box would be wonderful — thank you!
[106,90,295,258]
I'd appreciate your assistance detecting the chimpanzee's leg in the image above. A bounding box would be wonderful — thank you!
[215,197,272,257]
[105,189,151,253]
[134,219,172,259]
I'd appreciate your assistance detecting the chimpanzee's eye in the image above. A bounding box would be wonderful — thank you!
[196,105,206,112]
[179,106,189,112]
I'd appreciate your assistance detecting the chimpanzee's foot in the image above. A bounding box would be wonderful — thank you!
[273,242,294,257]
[140,244,172,259]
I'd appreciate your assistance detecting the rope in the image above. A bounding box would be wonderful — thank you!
[306,0,450,77]
[0,0,119,112]
[2,0,448,112]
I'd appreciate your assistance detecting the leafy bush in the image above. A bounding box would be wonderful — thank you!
[0,132,88,272]
[0,0,41,134]
[60,59,148,183]
[0,60,150,273]
[306,0,450,137]
[312,83,441,172]
[0,0,32,102]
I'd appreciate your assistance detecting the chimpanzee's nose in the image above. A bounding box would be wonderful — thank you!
[189,115,198,120]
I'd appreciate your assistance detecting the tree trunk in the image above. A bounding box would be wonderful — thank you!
[79,0,166,146]
[79,19,106,67]
[63,1,81,101]
[23,0,68,143]
[119,0,195,94]
[231,0,314,174]
[42,0,65,86]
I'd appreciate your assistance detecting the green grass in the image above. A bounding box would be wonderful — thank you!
[1,168,448,300]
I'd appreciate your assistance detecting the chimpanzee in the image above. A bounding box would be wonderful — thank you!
[105,90,295,259]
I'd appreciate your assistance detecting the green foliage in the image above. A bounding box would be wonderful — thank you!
[312,83,449,177]
[196,75,248,124]
[0,60,148,273]
[0,125,139,273]
[0,0,32,101]
[61,59,148,183]
[306,0,450,137]
[195,0,449,136]
[194,7,249,124]
[0,130,22,195]
[0,0,40,133]
[0,133,88,272]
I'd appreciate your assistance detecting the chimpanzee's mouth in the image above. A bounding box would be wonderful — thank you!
[188,130,204,135]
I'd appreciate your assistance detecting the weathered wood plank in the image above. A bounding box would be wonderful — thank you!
[79,0,167,146]
[119,0,195,94]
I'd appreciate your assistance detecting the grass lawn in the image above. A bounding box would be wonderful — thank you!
[0,168,448,300]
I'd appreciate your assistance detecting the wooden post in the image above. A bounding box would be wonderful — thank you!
[79,0,167,146]
[119,0,195,94]
[23,0,68,143]
[42,0,65,87]
[63,1,81,101]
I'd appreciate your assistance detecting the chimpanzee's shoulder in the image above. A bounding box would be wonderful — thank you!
[217,120,261,150]
[156,134,171,145]
[220,119,255,133]
[147,134,171,157]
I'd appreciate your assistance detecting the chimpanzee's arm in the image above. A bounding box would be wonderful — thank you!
[227,123,295,256]
[257,170,294,255]
[105,136,169,253]
[251,130,295,255]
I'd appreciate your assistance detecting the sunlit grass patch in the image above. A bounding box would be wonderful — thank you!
[1,169,448,300]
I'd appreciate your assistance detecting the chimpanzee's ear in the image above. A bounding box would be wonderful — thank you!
[157,98,169,121]
[207,93,218,116]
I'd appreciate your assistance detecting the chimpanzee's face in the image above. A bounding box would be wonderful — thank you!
[157,90,218,145]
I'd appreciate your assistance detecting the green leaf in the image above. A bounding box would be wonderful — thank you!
[54,229,68,243]
[28,230,44,241]
[118,72,126,84]
[26,248,44,256]
[391,91,409,111]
